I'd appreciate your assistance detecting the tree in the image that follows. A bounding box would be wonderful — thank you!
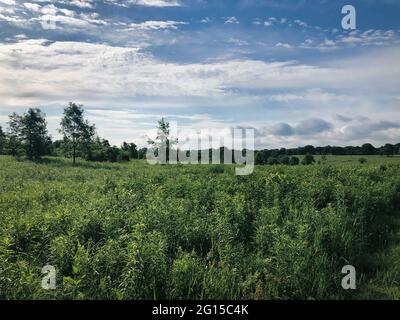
[301,154,315,165]
[279,155,290,165]
[138,148,148,160]
[267,157,279,165]
[289,156,300,166]
[20,109,49,160]
[382,144,395,157]
[60,103,95,164]
[7,109,49,160]
[303,145,315,155]
[106,146,119,162]
[0,126,5,154]
[7,113,23,157]
[255,151,266,165]
[361,143,375,155]
[148,118,178,164]
[395,143,400,155]
[122,142,138,159]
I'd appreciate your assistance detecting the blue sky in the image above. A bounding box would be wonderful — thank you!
[0,0,399,148]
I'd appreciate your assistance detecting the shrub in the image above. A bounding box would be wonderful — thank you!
[302,154,315,165]
[289,156,300,166]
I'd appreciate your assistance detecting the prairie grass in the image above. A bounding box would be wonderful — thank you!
[0,155,399,299]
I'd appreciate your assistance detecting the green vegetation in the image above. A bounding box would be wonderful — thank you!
[1,155,399,300]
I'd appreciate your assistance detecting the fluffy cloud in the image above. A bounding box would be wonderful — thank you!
[339,119,400,140]
[0,38,399,147]
[225,16,239,24]
[122,20,187,31]
[23,3,42,13]
[105,0,182,7]
[270,118,333,137]
[0,0,16,4]
[0,2,108,29]
[0,40,399,107]
[245,116,400,149]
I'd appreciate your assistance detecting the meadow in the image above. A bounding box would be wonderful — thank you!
[0,155,399,300]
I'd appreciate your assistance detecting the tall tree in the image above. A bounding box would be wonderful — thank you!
[0,126,5,154]
[122,142,138,159]
[148,118,177,164]
[7,109,49,159]
[20,108,49,160]
[361,143,376,155]
[395,143,400,155]
[6,113,22,157]
[60,103,95,164]
[382,144,395,157]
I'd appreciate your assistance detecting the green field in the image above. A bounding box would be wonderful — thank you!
[0,155,399,300]
[313,155,400,165]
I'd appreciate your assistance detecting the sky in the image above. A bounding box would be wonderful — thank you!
[0,0,399,148]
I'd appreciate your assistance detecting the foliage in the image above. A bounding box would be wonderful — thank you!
[1,156,399,299]
[289,156,300,166]
[147,118,178,164]
[60,103,95,164]
[301,154,315,165]
[359,158,368,164]
[4,109,50,160]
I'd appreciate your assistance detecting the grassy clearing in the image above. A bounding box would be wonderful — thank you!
[0,155,399,299]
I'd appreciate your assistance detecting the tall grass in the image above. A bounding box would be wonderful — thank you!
[0,156,399,299]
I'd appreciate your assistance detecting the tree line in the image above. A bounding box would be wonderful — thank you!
[254,142,400,165]
[0,103,147,163]
[0,103,399,164]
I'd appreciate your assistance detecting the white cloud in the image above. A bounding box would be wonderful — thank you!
[122,20,187,31]
[275,42,292,49]
[0,0,16,5]
[224,17,239,25]
[0,40,399,107]
[68,0,94,8]
[0,39,399,147]
[31,0,95,9]
[268,89,355,103]
[294,19,308,27]
[23,3,42,13]
[132,0,181,6]
[301,29,400,50]
[105,0,181,7]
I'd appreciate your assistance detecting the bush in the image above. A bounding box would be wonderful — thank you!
[302,154,315,165]
[267,157,279,165]
[289,156,300,166]
[279,155,290,165]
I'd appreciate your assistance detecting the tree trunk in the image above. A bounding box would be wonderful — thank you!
[72,138,76,165]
